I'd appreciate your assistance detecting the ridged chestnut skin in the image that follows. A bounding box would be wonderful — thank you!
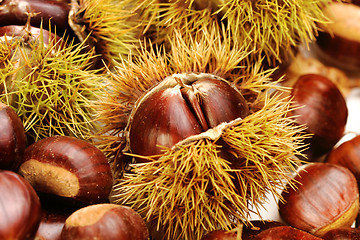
[60,204,149,240]
[279,163,359,237]
[201,221,285,240]
[0,0,72,38]
[129,77,249,159]
[201,225,321,240]
[291,74,348,160]
[251,226,323,240]
[322,227,360,240]
[17,136,113,206]
[241,220,285,239]
[0,102,27,171]
[326,135,360,181]
[35,202,74,240]
[0,170,42,240]
[201,230,237,240]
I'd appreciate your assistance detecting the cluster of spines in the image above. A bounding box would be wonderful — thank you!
[0,30,105,141]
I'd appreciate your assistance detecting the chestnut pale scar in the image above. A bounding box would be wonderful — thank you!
[65,204,118,227]
[18,159,80,197]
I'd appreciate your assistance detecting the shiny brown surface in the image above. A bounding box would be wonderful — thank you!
[279,163,359,236]
[0,102,27,171]
[0,0,71,37]
[0,170,42,239]
[291,74,348,160]
[60,204,149,240]
[19,136,113,206]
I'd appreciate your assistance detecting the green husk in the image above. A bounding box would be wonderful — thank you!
[0,27,105,141]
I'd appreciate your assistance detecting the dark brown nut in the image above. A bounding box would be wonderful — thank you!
[290,74,348,160]
[279,163,359,237]
[326,135,360,181]
[60,204,149,240]
[252,226,323,240]
[0,102,27,171]
[0,170,42,239]
[18,135,113,206]
[322,227,360,240]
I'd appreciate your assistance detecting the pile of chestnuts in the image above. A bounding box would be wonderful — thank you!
[2,0,360,240]
[0,102,149,239]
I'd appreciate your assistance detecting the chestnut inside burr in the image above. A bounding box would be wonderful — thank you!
[128,73,250,158]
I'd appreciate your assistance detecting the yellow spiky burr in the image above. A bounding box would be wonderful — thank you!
[68,0,142,68]
[94,19,307,240]
[134,0,332,67]
[0,24,105,141]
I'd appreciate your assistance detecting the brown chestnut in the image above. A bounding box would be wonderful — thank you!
[0,0,72,38]
[0,102,27,171]
[312,1,360,75]
[128,73,249,159]
[201,221,285,240]
[241,220,285,239]
[279,163,359,237]
[291,74,348,160]
[251,226,323,240]
[0,170,42,240]
[17,135,113,206]
[0,25,66,52]
[35,202,74,240]
[326,135,360,181]
[60,203,149,240]
[322,227,360,240]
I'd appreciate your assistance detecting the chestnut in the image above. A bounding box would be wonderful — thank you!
[60,203,149,240]
[201,221,285,240]
[0,102,27,171]
[201,229,238,240]
[322,227,360,240]
[279,163,359,237]
[251,226,323,240]
[290,74,348,160]
[326,135,360,181]
[128,74,249,159]
[0,25,66,48]
[241,220,285,239]
[312,1,360,75]
[35,201,74,240]
[17,135,113,206]
[0,0,72,38]
[0,170,42,240]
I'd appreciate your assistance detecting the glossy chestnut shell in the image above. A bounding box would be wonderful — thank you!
[326,135,360,181]
[313,1,360,75]
[290,74,348,160]
[0,0,72,38]
[128,73,249,159]
[279,163,359,237]
[0,102,27,171]
[0,170,42,240]
[18,136,113,206]
[60,204,149,240]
